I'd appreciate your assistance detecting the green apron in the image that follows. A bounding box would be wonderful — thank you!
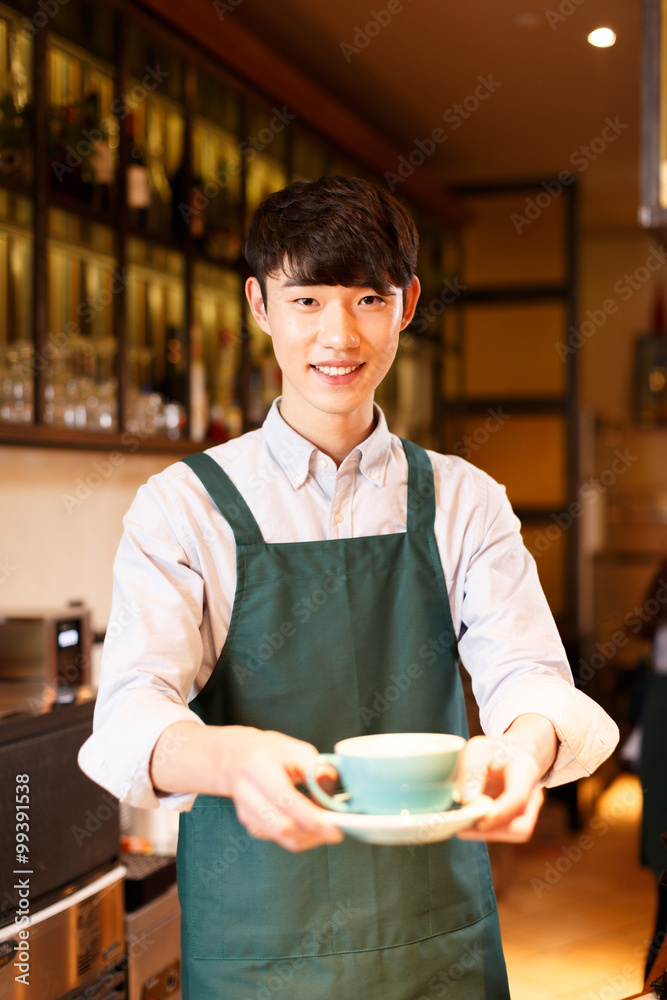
[177,439,509,999]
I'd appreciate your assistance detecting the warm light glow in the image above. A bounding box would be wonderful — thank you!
[587,27,616,48]
[596,774,642,826]
[649,367,667,393]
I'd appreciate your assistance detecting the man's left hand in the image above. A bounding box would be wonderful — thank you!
[455,713,558,843]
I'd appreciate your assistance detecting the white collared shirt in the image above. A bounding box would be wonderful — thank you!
[78,399,619,810]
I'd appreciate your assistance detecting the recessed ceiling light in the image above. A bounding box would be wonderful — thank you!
[587,27,616,48]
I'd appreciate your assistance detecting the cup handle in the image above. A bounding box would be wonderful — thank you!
[306,753,350,812]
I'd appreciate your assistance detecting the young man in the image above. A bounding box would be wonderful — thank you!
[79,176,618,999]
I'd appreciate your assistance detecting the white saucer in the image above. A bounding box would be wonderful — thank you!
[323,795,492,846]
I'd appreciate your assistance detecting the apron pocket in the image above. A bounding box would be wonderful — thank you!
[325,838,432,952]
[183,796,336,960]
[428,837,497,935]
[326,837,497,952]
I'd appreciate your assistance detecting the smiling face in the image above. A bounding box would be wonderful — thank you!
[246,271,420,439]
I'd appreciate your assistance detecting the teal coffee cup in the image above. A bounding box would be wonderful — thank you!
[306,732,465,815]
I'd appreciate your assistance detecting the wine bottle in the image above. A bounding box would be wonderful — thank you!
[190,326,208,441]
[89,99,116,215]
[171,158,205,247]
[158,326,186,404]
[127,112,151,226]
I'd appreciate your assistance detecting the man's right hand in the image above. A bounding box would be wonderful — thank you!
[150,722,344,852]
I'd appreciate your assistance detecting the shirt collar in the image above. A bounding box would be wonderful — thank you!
[262,397,393,490]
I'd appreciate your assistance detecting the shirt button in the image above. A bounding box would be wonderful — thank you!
[294,473,303,483]
[334,512,344,524]
[370,471,380,482]
[319,459,328,469]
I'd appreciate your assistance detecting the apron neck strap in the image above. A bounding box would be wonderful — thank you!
[183,442,436,541]
[181,453,264,547]
[400,438,436,533]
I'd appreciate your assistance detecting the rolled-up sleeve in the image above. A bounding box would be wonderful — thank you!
[454,473,619,786]
[78,480,209,812]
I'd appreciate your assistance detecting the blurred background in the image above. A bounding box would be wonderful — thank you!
[0,2,666,998]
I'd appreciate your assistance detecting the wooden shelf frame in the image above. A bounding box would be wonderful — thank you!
[450,178,580,641]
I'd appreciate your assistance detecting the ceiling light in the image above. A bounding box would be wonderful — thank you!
[587,27,616,48]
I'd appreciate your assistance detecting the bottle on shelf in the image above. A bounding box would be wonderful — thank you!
[89,104,117,215]
[157,326,186,405]
[204,160,241,261]
[189,326,208,441]
[126,112,151,226]
[153,327,184,439]
[208,325,240,441]
[171,158,205,247]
